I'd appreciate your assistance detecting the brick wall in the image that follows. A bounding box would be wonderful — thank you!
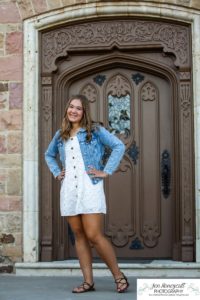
[0,0,200,272]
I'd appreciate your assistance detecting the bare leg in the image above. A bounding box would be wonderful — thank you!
[67,215,93,289]
[81,214,122,279]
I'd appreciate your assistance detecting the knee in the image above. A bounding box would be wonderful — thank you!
[71,227,85,240]
[86,232,102,245]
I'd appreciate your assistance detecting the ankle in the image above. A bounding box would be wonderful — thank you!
[114,271,124,280]
[84,279,94,285]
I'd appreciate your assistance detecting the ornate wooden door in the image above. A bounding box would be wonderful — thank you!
[40,19,194,262]
[67,68,173,258]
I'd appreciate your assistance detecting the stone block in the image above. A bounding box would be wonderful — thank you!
[0,83,8,92]
[0,92,9,110]
[0,154,22,168]
[0,135,6,154]
[0,265,13,273]
[0,256,13,265]
[16,0,34,19]
[177,0,190,5]
[7,132,22,153]
[0,196,22,211]
[0,182,5,195]
[62,0,76,5]
[8,197,22,211]
[47,0,62,9]
[0,110,22,131]
[14,233,22,246]
[0,2,21,23]
[7,169,22,196]
[1,245,22,258]
[0,212,21,233]
[76,0,87,3]
[0,55,22,81]
[0,170,7,181]
[179,0,190,2]
[192,0,200,9]
[0,170,6,195]
[0,256,5,263]
[6,32,22,55]
[11,256,22,262]
[9,82,22,109]
[0,234,15,244]
[0,24,19,34]
[32,0,47,13]
[0,198,9,210]
[0,33,4,49]
[18,24,23,32]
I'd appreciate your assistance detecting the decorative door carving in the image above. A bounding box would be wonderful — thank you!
[68,68,172,258]
[40,19,194,261]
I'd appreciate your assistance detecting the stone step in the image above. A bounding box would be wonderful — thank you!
[15,260,200,277]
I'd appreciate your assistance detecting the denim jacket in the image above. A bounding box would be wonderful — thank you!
[44,125,125,184]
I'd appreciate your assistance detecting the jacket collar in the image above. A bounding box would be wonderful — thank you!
[78,127,86,133]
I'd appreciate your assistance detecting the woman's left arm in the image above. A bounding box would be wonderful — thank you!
[96,126,125,175]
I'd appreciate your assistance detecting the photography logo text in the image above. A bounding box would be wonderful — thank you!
[137,279,200,299]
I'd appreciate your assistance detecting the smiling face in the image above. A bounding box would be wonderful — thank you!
[66,98,84,126]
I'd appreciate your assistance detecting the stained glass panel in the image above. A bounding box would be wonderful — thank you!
[108,94,130,136]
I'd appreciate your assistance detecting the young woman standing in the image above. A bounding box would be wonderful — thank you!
[45,94,129,293]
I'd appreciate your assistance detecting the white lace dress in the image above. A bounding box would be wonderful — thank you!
[60,136,106,216]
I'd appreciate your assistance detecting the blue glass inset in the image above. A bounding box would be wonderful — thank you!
[93,74,106,86]
[126,141,139,164]
[129,237,144,250]
[108,94,130,136]
[132,73,144,85]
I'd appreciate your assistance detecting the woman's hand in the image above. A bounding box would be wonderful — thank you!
[56,169,65,181]
[87,167,108,178]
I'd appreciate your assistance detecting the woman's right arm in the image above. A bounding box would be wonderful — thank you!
[44,130,62,178]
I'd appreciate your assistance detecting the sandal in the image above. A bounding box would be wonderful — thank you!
[72,282,95,293]
[115,272,129,293]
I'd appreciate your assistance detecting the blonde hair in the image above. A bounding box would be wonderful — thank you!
[60,94,93,141]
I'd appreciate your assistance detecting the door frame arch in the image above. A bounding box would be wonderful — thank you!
[23,3,200,263]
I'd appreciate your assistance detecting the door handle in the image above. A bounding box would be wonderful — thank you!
[161,150,171,198]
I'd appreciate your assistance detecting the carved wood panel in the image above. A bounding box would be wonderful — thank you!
[40,77,53,261]
[179,80,194,261]
[40,18,194,261]
[42,20,190,73]
[140,81,160,248]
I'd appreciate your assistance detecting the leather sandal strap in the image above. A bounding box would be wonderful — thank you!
[82,282,94,289]
[72,281,95,293]
[115,273,129,293]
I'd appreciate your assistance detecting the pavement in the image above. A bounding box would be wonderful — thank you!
[0,275,136,300]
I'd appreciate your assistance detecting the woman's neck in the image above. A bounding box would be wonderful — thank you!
[70,124,81,136]
[71,123,81,130]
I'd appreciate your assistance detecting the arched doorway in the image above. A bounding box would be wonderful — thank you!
[39,19,194,262]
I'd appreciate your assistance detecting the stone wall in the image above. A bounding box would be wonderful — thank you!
[0,1,23,272]
[0,0,200,271]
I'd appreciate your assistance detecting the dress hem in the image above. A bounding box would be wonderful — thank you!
[61,211,106,217]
